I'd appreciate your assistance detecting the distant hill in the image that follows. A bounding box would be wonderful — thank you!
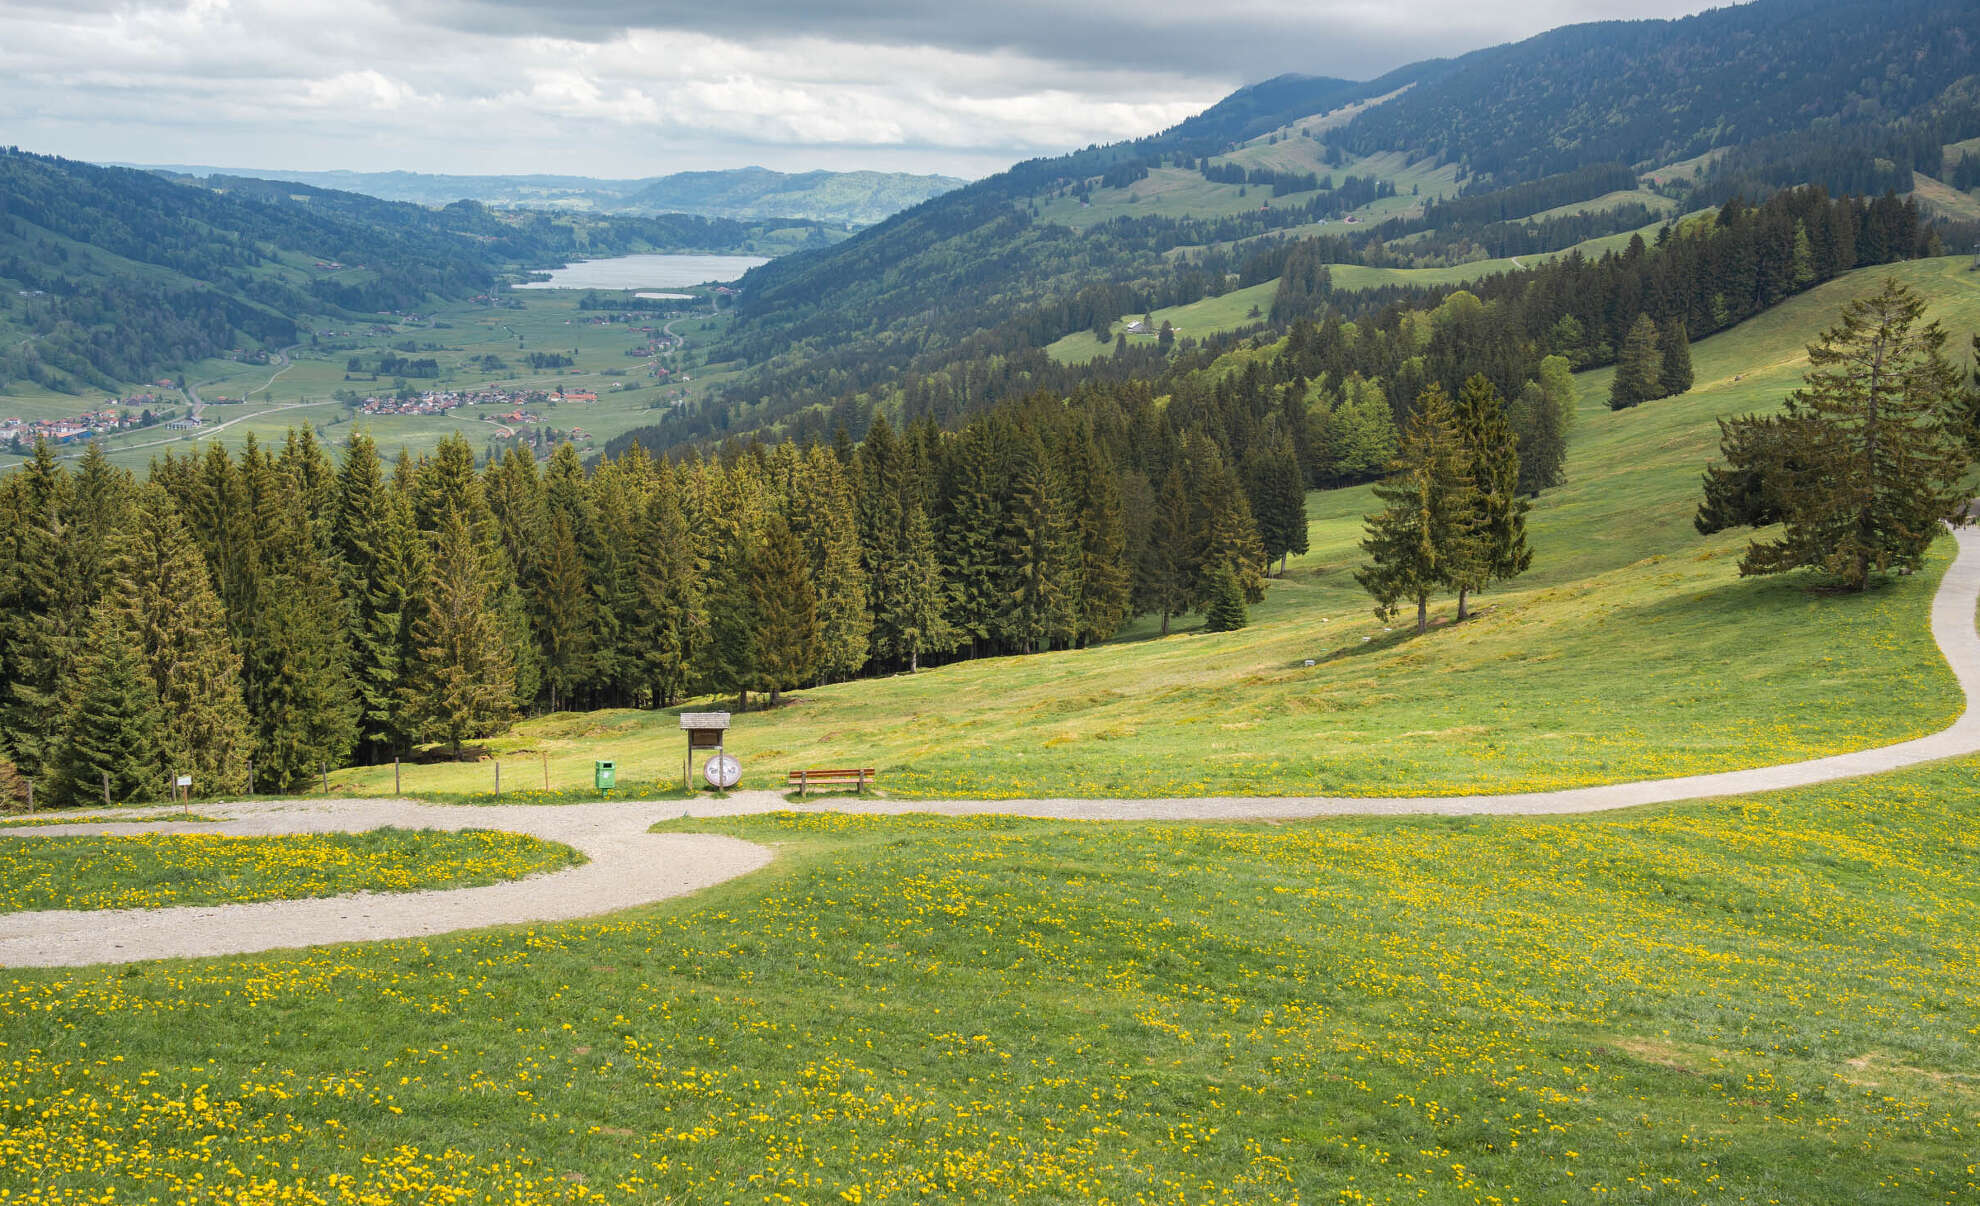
[0,151,837,394]
[127,165,968,227]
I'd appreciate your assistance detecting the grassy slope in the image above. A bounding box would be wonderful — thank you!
[6,760,1976,1201]
[0,828,581,912]
[341,257,1980,801]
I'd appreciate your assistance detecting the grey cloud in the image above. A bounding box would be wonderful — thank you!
[415,0,1725,78]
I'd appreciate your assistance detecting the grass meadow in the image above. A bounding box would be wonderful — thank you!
[0,828,581,912]
[343,257,1980,802]
[3,758,1976,1202]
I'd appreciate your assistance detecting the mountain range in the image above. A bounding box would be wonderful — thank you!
[129,165,969,228]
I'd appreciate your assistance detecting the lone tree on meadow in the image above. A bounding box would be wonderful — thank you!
[1701,278,1971,591]
[1357,384,1482,634]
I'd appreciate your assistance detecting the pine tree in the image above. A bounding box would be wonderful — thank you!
[48,602,160,807]
[1735,279,1970,589]
[1356,384,1482,634]
[1202,564,1249,632]
[402,508,519,758]
[1452,374,1532,620]
[252,506,360,791]
[1657,318,1695,397]
[1004,434,1080,654]
[696,535,758,710]
[1509,381,1566,495]
[938,421,1011,655]
[750,513,823,705]
[0,441,76,775]
[536,509,594,712]
[1247,433,1309,575]
[118,485,253,795]
[1609,314,1665,409]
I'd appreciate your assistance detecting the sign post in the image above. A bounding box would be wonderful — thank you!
[678,712,733,792]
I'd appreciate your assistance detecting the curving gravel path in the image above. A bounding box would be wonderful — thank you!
[0,800,766,968]
[5,525,1978,968]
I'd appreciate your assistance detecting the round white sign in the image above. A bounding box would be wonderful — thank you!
[703,754,742,789]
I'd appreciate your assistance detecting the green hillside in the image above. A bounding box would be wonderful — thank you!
[340,256,1980,801]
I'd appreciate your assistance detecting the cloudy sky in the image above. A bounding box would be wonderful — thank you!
[2,0,1725,180]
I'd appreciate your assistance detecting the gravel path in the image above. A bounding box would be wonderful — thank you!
[5,526,1977,968]
[0,800,766,968]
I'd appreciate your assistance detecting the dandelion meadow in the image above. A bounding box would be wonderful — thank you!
[0,828,581,912]
[6,757,1978,1203]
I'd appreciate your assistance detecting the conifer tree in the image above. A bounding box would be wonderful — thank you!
[0,441,77,775]
[118,485,252,794]
[632,468,701,708]
[1004,435,1081,654]
[1510,362,1572,496]
[48,602,160,807]
[1452,374,1532,619]
[1247,433,1309,575]
[893,503,955,671]
[1356,384,1482,634]
[938,421,1011,655]
[402,507,518,758]
[536,510,594,712]
[252,500,360,791]
[696,536,759,709]
[333,432,418,758]
[798,446,873,679]
[1063,421,1133,645]
[1137,468,1198,635]
[1609,314,1665,409]
[1203,564,1249,632]
[1733,279,1970,589]
[1657,318,1695,397]
[1323,375,1399,482]
[750,513,823,705]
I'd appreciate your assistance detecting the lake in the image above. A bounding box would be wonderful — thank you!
[515,253,770,291]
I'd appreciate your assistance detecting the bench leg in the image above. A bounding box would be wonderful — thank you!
[799,771,807,797]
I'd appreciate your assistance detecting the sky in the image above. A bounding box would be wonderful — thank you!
[1,0,1727,181]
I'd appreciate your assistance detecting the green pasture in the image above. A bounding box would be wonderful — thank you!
[1046,280,1278,364]
[0,827,580,912]
[6,757,1978,1201]
[341,258,1980,802]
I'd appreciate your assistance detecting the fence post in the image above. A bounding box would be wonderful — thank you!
[247,758,254,795]
[25,778,32,814]
[494,760,501,800]
[394,757,401,794]
[321,765,329,795]
[102,770,111,808]
[542,751,549,791]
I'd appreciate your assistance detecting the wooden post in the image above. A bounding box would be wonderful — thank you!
[24,778,32,814]
[394,757,401,794]
[494,760,501,800]
[321,765,329,795]
[102,770,111,808]
[542,750,549,791]
[247,758,254,795]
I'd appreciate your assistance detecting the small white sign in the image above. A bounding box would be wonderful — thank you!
[703,754,741,789]
[174,775,192,787]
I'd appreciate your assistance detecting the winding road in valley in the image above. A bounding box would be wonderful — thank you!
[6,525,1980,967]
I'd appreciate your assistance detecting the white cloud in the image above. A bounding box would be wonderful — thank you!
[0,0,1726,177]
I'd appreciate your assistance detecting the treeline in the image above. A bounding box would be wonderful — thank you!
[1199,162,1325,196]
[1424,163,1639,227]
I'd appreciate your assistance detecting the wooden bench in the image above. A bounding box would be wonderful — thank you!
[786,768,875,796]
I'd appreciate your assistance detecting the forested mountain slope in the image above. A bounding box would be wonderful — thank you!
[688,0,1980,451]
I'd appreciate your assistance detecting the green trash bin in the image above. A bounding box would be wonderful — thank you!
[594,760,616,790]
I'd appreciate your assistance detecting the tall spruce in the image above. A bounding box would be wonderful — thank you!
[1062,420,1134,645]
[48,602,160,807]
[1657,318,1695,397]
[799,445,873,678]
[117,485,253,794]
[1731,279,1970,589]
[333,432,418,758]
[1247,432,1309,575]
[631,467,702,707]
[1138,468,1198,636]
[1609,314,1665,409]
[1356,384,1483,634]
[402,507,519,758]
[1452,374,1532,619]
[750,513,823,705]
